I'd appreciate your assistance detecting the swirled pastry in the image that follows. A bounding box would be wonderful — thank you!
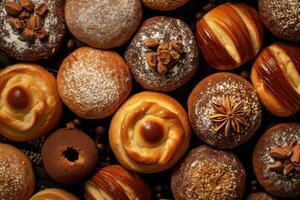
[109,92,190,173]
[0,63,62,141]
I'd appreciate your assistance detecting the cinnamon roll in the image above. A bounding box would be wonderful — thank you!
[109,91,190,173]
[0,63,62,141]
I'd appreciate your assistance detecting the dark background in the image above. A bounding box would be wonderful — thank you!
[0,0,299,199]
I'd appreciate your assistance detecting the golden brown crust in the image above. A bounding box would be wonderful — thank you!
[142,0,189,11]
[30,188,78,200]
[0,63,62,141]
[0,143,35,200]
[109,91,190,173]
[57,47,132,119]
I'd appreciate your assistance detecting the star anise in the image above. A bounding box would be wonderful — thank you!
[209,96,247,136]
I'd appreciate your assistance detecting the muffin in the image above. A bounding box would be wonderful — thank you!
[0,143,35,200]
[0,0,65,61]
[41,128,98,184]
[188,73,262,149]
[85,165,151,200]
[57,47,132,119]
[109,91,190,173]
[65,0,142,49]
[142,0,189,11]
[196,3,264,70]
[171,145,246,200]
[251,43,300,117]
[253,123,300,198]
[259,0,300,41]
[125,16,199,92]
[0,63,62,141]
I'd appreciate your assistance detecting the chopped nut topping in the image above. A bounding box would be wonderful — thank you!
[35,27,48,40]
[157,62,168,74]
[18,10,30,19]
[144,38,158,48]
[171,40,183,53]
[19,0,34,11]
[4,2,22,16]
[145,52,157,69]
[268,161,283,172]
[35,3,48,16]
[21,27,35,41]
[26,15,42,30]
[8,18,22,30]
[270,147,291,160]
[157,50,171,65]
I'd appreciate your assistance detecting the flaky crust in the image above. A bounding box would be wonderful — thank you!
[142,0,189,11]
[109,91,190,173]
[0,63,62,141]
[57,47,132,119]
[30,188,78,200]
[0,143,35,200]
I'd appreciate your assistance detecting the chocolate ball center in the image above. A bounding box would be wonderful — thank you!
[141,121,164,144]
[7,86,30,109]
[63,147,79,162]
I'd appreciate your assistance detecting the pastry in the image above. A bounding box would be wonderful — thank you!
[41,128,98,184]
[0,63,62,141]
[259,0,300,41]
[188,72,262,149]
[125,16,199,92]
[253,123,300,198]
[85,165,151,200]
[30,188,78,200]
[64,0,142,49]
[171,145,246,200]
[247,192,274,200]
[109,91,190,173]
[0,0,65,61]
[57,47,132,119]
[142,0,189,11]
[251,43,300,117]
[0,143,35,200]
[196,3,264,70]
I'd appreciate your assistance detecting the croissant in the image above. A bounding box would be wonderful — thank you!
[109,91,190,173]
[0,63,62,141]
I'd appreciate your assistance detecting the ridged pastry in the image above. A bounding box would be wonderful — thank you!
[196,3,264,70]
[85,165,151,200]
[251,43,300,117]
[109,91,190,173]
[0,63,62,141]
[30,188,78,200]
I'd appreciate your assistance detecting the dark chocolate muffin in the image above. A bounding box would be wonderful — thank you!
[253,123,300,198]
[125,16,199,92]
[171,145,246,200]
[0,0,65,61]
[188,73,262,149]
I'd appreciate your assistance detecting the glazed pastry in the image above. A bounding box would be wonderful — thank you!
[171,145,246,200]
[109,91,190,173]
[57,47,132,119]
[0,63,62,141]
[196,3,264,70]
[142,0,189,11]
[30,188,78,200]
[253,123,300,198]
[251,43,300,117]
[85,165,151,200]
[0,143,35,200]
[0,0,65,61]
[41,128,98,184]
[65,0,142,49]
[259,0,300,41]
[125,16,199,92]
[247,192,274,200]
[188,73,262,149]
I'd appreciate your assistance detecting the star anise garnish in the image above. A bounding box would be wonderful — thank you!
[209,96,247,136]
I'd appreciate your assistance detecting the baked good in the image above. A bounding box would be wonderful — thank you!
[41,128,98,184]
[85,165,151,200]
[0,143,35,200]
[171,145,246,200]
[64,0,142,49]
[247,192,274,200]
[0,63,62,141]
[57,47,132,119]
[251,43,300,117]
[188,72,262,149]
[125,16,199,92]
[0,0,65,61]
[109,91,190,173]
[142,0,189,11]
[30,188,78,200]
[253,123,300,198]
[259,0,300,41]
[196,3,264,70]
